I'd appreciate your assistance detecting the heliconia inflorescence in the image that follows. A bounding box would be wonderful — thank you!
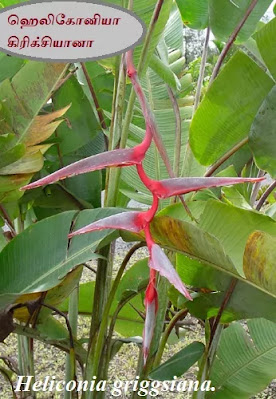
[21,50,265,363]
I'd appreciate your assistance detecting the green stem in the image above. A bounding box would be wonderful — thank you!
[154,308,188,367]
[83,54,126,398]
[194,278,238,398]
[167,86,182,178]
[65,283,79,399]
[87,244,145,399]
[194,27,210,112]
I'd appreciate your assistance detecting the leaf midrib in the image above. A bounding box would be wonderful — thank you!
[213,344,276,393]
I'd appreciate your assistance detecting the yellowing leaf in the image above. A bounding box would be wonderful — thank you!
[24,104,71,146]
[244,231,276,296]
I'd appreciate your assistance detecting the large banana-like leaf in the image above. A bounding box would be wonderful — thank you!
[176,253,276,323]
[176,0,272,43]
[198,200,276,275]
[249,86,276,178]
[208,318,276,398]
[13,266,83,323]
[125,199,276,301]
[190,51,274,166]
[0,208,123,310]
[255,17,276,81]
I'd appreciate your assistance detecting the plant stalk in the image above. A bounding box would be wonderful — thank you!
[85,244,144,399]
[154,309,188,367]
[194,27,210,112]
[250,170,265,206]
[256,180,276,210]
[204,137,248,177]
[65,283,79,399]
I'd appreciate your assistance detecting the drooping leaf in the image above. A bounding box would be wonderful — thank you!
[208,319,276,398]
[190,51,274,166]
[0,142,25,170]
[0,146,45,175]
[13,266,83,323]
[0,208,122,309]
[249,86,276,178]
[149,341,205,380]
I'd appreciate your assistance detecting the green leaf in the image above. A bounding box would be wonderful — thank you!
[190,51,274,166]
[176,254,276,323]
[76,61,114,116]
[0,53,25,83]
[0,208,122,309]
[209,0,272,43]
[37,315,69,340]
[175,0,272,42]
[255,17,276,81]
[0,143,25,169]
[61,134,105,208]
[52,76,100,155]
[149,341,205,380]
[116,258,149,301]
[149,54,181,90]
[175,0,208,29]
[0,232,7,252]
[208,319,276,398]
[59,280,145,337]
[0,147,44,175]
[249,86,276,178]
